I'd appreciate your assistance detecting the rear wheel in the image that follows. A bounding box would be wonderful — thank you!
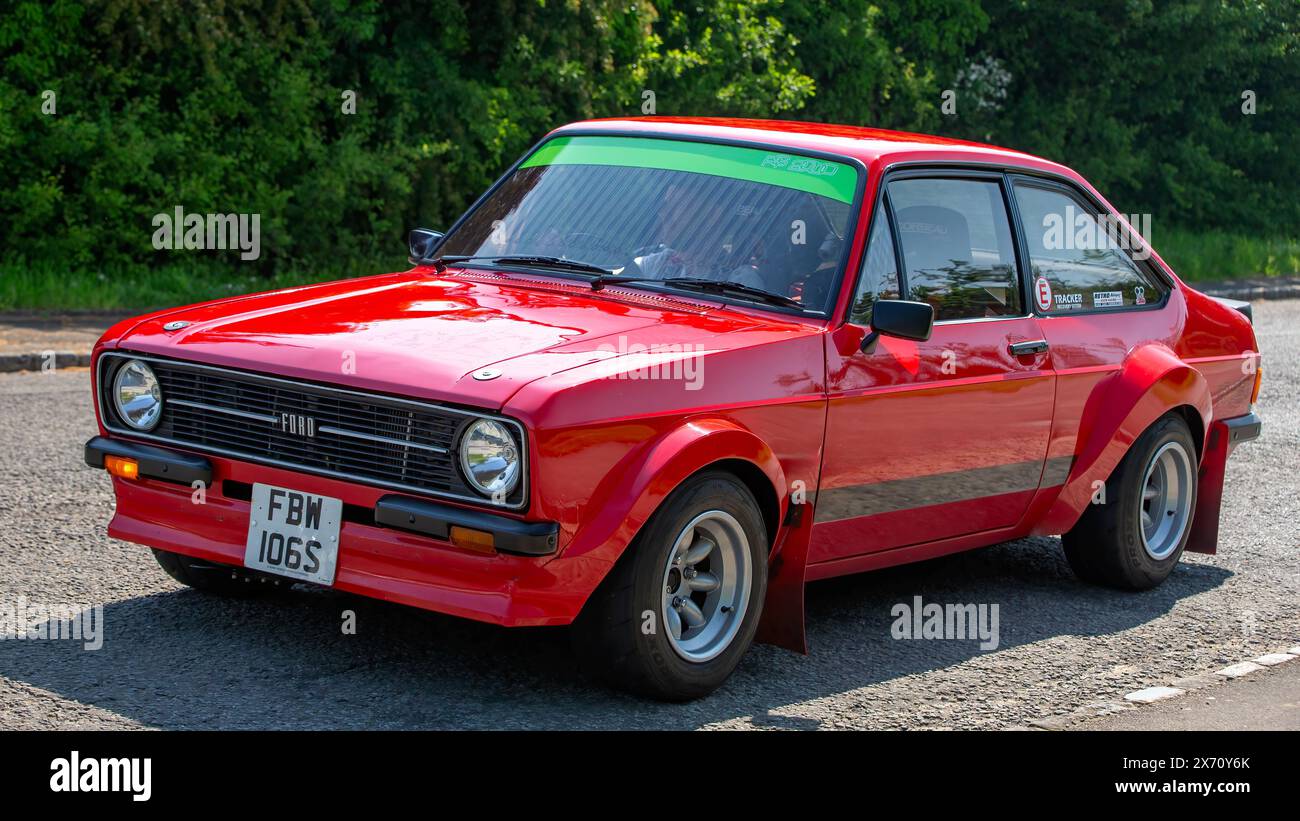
[571,471,768,701]
[152,549,282,597]
[1062,414,1198,589]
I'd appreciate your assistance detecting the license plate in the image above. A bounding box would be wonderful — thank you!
[243,483,342,585]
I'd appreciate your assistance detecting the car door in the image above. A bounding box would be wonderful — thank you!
[810,171,1056,566]
[1006,176,1175,495]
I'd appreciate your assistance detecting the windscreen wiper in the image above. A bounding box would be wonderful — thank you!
[436,260,805,310]
[432,254,612,276]
[666,278,805,309]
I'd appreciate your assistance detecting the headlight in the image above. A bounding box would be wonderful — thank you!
[458,419,520,498]
[112,359,163,431]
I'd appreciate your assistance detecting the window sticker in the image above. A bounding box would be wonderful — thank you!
[521,136,859,203]
[1092,291,1124,308]
[1034,276,1053,312]
[1135,285,1147,305]
[1054,292,1083,310]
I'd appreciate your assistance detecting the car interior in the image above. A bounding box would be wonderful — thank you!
[893,202,1020,320]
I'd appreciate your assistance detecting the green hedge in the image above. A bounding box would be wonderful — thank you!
[1,0,1297,281]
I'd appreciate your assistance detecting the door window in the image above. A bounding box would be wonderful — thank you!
[887,178,1023,321]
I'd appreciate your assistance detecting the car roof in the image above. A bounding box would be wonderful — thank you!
[553,116,1078,180]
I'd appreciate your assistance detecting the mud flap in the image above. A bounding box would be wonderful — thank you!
[1186,425,1227,555]
[755,498,813,653]
[1186,413,1261,554]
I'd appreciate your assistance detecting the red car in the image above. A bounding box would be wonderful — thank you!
[86,118,1262,700]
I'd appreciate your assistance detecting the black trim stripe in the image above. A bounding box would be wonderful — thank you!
[814,456,1074,524]
[1041,454,1075,487]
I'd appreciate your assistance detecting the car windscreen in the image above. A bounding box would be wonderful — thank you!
[438,135,861,314]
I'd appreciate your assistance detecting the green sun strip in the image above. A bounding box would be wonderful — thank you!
[520,136,859,204]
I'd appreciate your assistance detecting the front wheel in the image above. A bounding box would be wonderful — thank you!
[1062,414,1198,590]
[571,471,768,701]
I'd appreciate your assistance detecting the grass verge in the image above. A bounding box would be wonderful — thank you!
[0,258,404,313]
[1155,228,1300,281]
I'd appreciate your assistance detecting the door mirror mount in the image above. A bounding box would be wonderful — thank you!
[408,228,446,264]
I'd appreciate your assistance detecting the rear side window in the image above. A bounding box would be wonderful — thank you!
[849,211,902,325]
[887,178,1022,321]
[1013,183,1165,313]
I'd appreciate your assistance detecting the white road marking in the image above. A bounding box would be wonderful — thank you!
[1216,661,1265,678]
[1124,686,1184,704]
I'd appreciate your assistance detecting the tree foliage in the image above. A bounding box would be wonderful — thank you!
[0,0,1295,277]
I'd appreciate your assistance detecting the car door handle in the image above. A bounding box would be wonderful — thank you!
[1009,340,1050,356]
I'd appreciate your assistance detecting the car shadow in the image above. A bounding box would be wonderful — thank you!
[0,535,1230,730]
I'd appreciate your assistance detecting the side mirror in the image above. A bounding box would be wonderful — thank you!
[861,299,934,352]
[408,228,445,263]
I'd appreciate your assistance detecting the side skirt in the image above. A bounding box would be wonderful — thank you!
[803,523,1026,582]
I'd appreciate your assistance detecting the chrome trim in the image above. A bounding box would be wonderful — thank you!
[871,159,1175,313]
[96,351,529,510]
[168,398,280,425]
[317,424,450,455]
[933,314,1032,326]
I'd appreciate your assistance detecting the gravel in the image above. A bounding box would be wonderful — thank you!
[0,301,1296,730]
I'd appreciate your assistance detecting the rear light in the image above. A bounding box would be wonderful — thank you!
[104,455,140,480]
[1250,362,1263,405]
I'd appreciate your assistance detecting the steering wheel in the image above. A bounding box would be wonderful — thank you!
[797,267,836,311]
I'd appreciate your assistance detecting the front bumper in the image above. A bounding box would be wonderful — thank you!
[85,436,212,486]
[85,436,584,627]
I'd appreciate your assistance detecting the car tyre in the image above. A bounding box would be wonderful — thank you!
[152,548,281,597]
[1062,414,1198,590]
[571,471,768,701]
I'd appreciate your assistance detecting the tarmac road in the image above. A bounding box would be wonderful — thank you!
[0,300,1296,730]
[1085,661,1300,730]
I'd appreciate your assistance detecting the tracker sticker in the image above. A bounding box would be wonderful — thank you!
[1034,276,1053,312]
[1054,292,1083,310]
[1093,291,1124,308]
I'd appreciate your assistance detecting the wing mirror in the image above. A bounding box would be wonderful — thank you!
[408,228,445,263]
[861,299,935,352]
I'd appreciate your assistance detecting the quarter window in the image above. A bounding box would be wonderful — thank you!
[849,210,902,325]
[1013,183,1165,313]
[887,178,1022,321]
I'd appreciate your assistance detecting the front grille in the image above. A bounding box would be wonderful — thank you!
[97,352,525,508]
